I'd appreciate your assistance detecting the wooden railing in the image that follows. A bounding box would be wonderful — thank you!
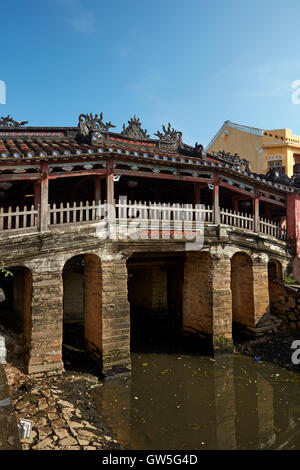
[50,201,99,225]
[220,208,253,231]
[259,217,287,240]
[0,200,287,241]
[115,200,213,223]
[0,205,38,231]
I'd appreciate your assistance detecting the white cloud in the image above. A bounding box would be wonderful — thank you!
[221,59,300,101]
[60,0,95,34]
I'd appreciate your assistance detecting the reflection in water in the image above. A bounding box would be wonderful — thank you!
[92,353,300,450]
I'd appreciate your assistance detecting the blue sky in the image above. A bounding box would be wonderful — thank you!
[2,0,300,146]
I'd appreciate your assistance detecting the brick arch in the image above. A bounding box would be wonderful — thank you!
[231,252,255,329]
[268,258,283,281]
[59,249,100,273]
[0,265,32,371]
[62,253,103,370]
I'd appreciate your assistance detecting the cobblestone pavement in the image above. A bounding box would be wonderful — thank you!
[4,362,123,451]
[0,365,21,450]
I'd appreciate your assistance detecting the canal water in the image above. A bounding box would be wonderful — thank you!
[92,352,300,450]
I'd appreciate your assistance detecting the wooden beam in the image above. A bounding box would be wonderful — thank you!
[259,195,286,208]
[220,180,255,198]
[48,169,107,180]
[114,168,213,184]
[0,173,40,181]
[94,176,102,203]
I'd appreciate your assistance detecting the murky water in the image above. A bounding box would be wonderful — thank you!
[92,353,300,450]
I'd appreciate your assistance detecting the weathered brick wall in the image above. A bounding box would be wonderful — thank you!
[28,268,64,374]
[84,254,102,360]
[231,253,255,327]
[183,252,233,351]
[22,269,32,353]
[253,258,271,325]
[101,253,131,376]
[183,252,213,336]
[211,255,233,349]
[269,279,300,329]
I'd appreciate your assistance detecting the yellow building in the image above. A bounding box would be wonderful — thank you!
[206,120,300,176]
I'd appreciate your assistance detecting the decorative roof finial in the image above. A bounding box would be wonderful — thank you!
[78,112,115,144]
[155,123,182,151]
[0,115,28,128]
[121,115,150,140]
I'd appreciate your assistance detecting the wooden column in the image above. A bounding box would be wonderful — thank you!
[213,176,220,225]
[287,193,300,242]
[106,160,114,206]
[233,198,239,213]
[34,181,41,210]
[40,162,49,232]
[94,176,102,203]
[253,195,260,233]
[194,183,201,205]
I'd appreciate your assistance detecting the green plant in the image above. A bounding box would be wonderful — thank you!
[0,261,12,277]
[284,274,297,285]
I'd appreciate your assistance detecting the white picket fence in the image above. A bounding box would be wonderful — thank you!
[50,201,99,225]
[0,205,38,231]
[0,199,287,240]
[220,208,254,231]
[259,217,287,240]
[115,200,213,223]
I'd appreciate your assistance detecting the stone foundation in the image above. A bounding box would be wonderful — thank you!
[28,269,64,375]
[0,223,292,376]
[183,252,233,353]
[101,254,131,376]
[268,279,300,330]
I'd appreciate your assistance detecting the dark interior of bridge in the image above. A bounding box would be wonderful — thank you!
[127,253,186,353]
[62,255,98,374]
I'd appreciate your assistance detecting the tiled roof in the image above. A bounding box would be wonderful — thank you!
[0,135,187,162]
[0,119,296,194]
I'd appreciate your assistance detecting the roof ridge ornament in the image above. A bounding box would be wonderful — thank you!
[211,149,250,172]
[121,115,150,140]
[78,112,115,144]
[0,115,28,128]
[155,123,183,151]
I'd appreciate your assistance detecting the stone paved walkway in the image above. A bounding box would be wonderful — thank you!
[4,363,123,451]
[0,365,21,450]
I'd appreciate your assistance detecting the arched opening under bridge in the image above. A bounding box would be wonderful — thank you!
[231,252,255,338]
[126,253,184,353]
[62,254,102,375]
[0,266,32,370]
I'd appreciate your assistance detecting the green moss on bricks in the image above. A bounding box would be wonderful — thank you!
[213,335,234,354]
